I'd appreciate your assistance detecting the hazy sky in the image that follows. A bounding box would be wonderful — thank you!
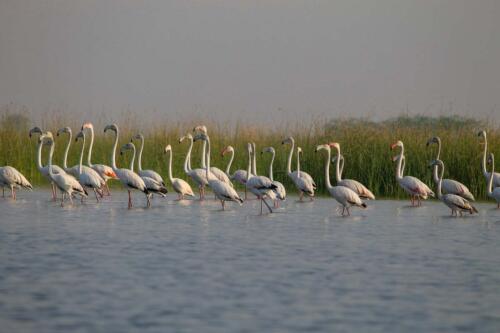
[1,0,500,123]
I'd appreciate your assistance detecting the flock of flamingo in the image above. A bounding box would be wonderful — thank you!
[1,123,500,216]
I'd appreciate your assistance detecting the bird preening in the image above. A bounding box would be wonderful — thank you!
[2,124,500,216]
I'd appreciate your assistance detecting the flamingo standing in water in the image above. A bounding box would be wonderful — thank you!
[426,136,474,201]
[486,153,500,208]
[0,166,32,200]
[29,127,65,200]
[316,143,366,216]
[193,133,242,210]
[221,145,248,199]
[120,143,168,199]
[74,131,105,202]
[131,133,165,185]
[282,137,315,201]
[179,133,208,200]
[391,140,434,206]
[164,144,195,200]
[81,122,118,195]
[329,143,375,200]
[56,127,80,178]
[478,130,500,188]
[430,159,478,216]
[262,146,286,207]
[104,124,150,208]
[39,133,87,207]
[245,143,277,214]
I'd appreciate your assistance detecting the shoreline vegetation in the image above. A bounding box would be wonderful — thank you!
[1,106,498,200]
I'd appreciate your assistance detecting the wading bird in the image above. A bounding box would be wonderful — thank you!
[104,124,150,208]
[478,130,500,188]
[179,133,208,200]
[262,146,286,207]
[426,136,474,201]
[486,153,500,208]
[430,159,478,216]
[391,140,434,206]
[131,133,164,185]
[221,145,248,198]
[316,143,366,216]
[245,143,277,214]
[74,131,105,202]
[57,127,81,178]
[0,166,32,199]
[282,137,315,201]
[164,144,194,200]
[81,122,117,196]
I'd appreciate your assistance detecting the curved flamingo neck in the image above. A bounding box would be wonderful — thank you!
[488,156,495,196]
[129,145,136,172]
[246,146,252,182]
[183,137,193,173]
[395,149,404,180]
[62,130,72,169]
[78,135,85,175]
[333,146,342,182]
[268,150,275,181]
[201,140,207,169]
[252,143,257,176]
[167,149,174,183]
[296,149,301,178]
[286,138,295,175]
[86,126,95,167]
[36,139,44,171]
[436,162,444,199]
[432,141,441,184]
[323,147,333,190]
[48,141,55,177]
[482,135,488,177]
[110,129,119,170]
[225,149,234,176]
[204,137,211,180]
[137,135,144,171]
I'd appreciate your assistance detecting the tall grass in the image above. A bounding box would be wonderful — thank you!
[1,107,498,200]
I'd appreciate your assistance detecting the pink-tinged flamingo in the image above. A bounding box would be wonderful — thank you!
[74,131,105,202]
[179,133,208,200]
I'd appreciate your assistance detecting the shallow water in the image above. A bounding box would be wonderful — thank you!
[1,190,500,333]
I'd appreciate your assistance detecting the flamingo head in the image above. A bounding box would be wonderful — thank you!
[390,140,403,150]
[478,130,487,145]
[328,142,340,150]
[56,127,71,136]
[262,146,275,155]
[281,137,294,145]
[81,122,93,131]
[221,146,234,157]
[120,142,135,155]
[131,133,143,142]
[164,144,172,154]
[29,126,43,138]
[487,153,494,166]
[104,124,118,133]
[39,132,54,145]
[426,136,440,147]
[429,159,443,169]
[315,144,329,153]
[193,133,207,142]
[193,125,207,134]
[75,131,85,142]
[179,133,193,143]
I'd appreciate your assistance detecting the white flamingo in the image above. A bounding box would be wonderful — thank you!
[426,136,474,201]
[262,146,286,207]
[478,130,500,188]
[329,142,375,200]
[104,124,150,208]
[74,131,105,202]
[40,133,87,207]
[56,127,81,178]
[131,133,165,185]
[0,166,32,199]
[221,145,249,199]
[486,153,500,208]
[282,137,316,201]
[251,142,277,202]
[81,122,118,195]
[296,146,316,201]
[193,133,243,210]
[193,125,233,186]
[29,127,65,200]
[316,143,366,216]
[430,159,478,216]
[164,144,195,200]
[179,133,208,200]
[391,140,434,206]
[120,142,168,199]
[245,143,277,214]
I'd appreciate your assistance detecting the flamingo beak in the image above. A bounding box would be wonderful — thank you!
[390,143,397,150]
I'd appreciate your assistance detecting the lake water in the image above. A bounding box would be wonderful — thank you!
[1,190,500,333]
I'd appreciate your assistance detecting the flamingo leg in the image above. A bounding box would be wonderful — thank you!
[262,198,273,213]
[61,193,65,207]
[347,207,351,216]
[146,194,151,207]
[105,183,111,196]
[299,192,303,202]
[69,194,74,205]
[221,200,225,211]
[52,183,57,201]
[128,190,132,209]
[341,206,345,216]
[94,189,100,202]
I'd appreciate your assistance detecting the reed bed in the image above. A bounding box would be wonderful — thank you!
[1,110,499,200]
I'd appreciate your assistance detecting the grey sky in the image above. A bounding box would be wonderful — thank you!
[1,0,499,124]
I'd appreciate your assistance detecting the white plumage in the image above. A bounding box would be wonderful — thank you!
[74,131,105,202]
[131,133,165,185]
[478,130,500,188]
[0,166,32,199]
[164,145,194,200]
[179,133,208,200]
[486,153,500,208]
[262,146,286,206]
[282,137,315,200]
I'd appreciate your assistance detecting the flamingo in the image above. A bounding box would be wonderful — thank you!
[316,143,366,216]
[221,145,248,199]
[193,133,243,210]
[426,136,474,201]
[329,142,375,200]
[131,133,165,185]
[193,125,233,186]
[104,124,150,208]
[74,131,105,202]
[56,127,80,177]
[164,144,195,200]
[296,146,315,201]
[430,159,478,216]
[245,143,277,214]
[39,133,87,207]
[262,146,286,207]
[250,142,277,202]
[29,127,65,200]
[282,137,316,201]
[391,140,434,206]
[120,142,168,199]
[179,133,208,200]
[81,122,118,195]
[486,153,500,208]
[0,166,32,199]
[478,130,500,188]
